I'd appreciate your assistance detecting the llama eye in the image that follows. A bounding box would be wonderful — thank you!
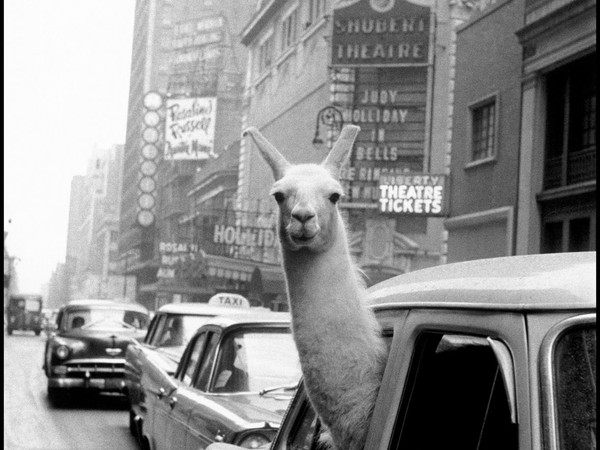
[273,192,285,203]
[329,193,341,204]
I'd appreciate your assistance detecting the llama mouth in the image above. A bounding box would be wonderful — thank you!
[291,233,316,243]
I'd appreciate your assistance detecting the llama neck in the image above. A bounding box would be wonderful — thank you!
[281,220,371,337]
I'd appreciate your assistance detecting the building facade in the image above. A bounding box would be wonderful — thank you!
[67,146,131,300]
[238,0,473,289]
[119,0,259,311]
[445,0,596,261]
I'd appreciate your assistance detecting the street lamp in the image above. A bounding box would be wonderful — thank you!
[312,106,344,149]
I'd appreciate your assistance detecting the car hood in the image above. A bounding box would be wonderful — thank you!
[56,328,146,359]
[206,392,293,426]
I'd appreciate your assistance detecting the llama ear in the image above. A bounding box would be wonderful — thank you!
[242,127,291,180]
[322,125,360,176]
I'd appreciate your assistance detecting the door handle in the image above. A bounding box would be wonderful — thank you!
[169,396,177,409]
[157,387,166,399]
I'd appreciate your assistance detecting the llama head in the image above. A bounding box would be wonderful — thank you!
[242,125,360,252]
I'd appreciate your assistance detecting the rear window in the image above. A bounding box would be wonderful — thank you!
[65,308,149,331]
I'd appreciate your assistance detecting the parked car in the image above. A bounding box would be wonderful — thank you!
[208,251,596,450]
[138,311,302,450]
[126,302,264,439]
[43,299,150,404]
[6,293,44,335]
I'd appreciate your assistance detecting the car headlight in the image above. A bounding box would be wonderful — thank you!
[55,345,70,359]
[237,433,271,449]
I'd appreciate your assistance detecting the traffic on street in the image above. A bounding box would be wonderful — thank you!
[4,331,139,450]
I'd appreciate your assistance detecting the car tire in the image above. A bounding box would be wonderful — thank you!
[129,410,138,437]
[47,386,63,406]
[35,329,41,336]
[6,328,12,335]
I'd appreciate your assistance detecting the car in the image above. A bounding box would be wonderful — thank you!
[138,310,302,450]
[6,293,44,335]
[43,299,150,404]
[126,302,266,441]
[207,251,596,450]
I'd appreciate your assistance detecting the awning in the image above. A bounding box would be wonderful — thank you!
[139,283,214,295]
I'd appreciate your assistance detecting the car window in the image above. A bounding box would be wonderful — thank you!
[195,332,220,391]
[65,308,149,331]
[155,314,214,348]
[390,332,518,450]
[279,331,393,450]
[554,325,596,450]
[149,314,168,345]
[211,328,301,393]
[144,314,160,344]
[181,333,208,386]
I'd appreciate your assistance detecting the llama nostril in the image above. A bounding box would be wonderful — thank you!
[292,212,315,223]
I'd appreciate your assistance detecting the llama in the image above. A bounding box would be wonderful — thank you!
[243,125,387,450]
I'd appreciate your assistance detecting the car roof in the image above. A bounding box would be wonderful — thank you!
[155,303,265,316]
[198,310,292,329]
[63,299,149,313]
[367,252,596,312]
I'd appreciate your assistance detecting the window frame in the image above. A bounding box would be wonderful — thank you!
[465,92,500,169]
[364,308,528,449]
[256,29,274,77]
[539,313,596,450]
[280,5,299,53]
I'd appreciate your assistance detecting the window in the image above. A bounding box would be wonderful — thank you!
[470,99,497,162]
[541,214,595,253]
[195,332,219,391]
[281,9,298,51]
[307,0,327,27]
[181,333,208,386]
[212,328,300,393]
[258,35,273,74]
[554,326,596,450]
[544,53,596,189]
[390,333,517,450]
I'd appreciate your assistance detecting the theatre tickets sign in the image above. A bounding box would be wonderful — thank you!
[378,173,447,216]
[332,0,431,67]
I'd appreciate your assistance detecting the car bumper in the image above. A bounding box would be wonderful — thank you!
[48,377,127,392]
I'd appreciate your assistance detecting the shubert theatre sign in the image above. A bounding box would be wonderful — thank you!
[332,0,431,67]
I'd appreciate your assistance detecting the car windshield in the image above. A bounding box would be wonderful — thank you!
[554,326,596,450]
[212,328,301,393]
[154,314,214,347]
[65,308,149,331]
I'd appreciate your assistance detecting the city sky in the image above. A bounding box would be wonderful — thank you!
[4,0,136,292]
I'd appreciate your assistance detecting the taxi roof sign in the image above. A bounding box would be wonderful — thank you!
[208,293,250,308]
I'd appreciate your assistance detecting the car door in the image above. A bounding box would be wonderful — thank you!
[142,348,178,450]
[163,331,210,449]
[184,331,222,449]
[365,308,528,450]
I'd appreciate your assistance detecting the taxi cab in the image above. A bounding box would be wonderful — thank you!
[125,300,266,440]
[139,310,302,450]
[208,252,596,450]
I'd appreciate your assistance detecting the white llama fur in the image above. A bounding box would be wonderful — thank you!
[243,125,387,450]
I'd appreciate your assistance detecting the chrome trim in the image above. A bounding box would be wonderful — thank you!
[539,313,596,450]
[487,337,518,424]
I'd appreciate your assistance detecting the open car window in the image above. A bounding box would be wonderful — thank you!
[390,332,518,450]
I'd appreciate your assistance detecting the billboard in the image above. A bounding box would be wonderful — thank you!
[336,66,428,206]
[164,97,217,160]
[332,0,431,67]
[378,173,447,216]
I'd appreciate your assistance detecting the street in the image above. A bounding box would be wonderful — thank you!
[3,331,139,450]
